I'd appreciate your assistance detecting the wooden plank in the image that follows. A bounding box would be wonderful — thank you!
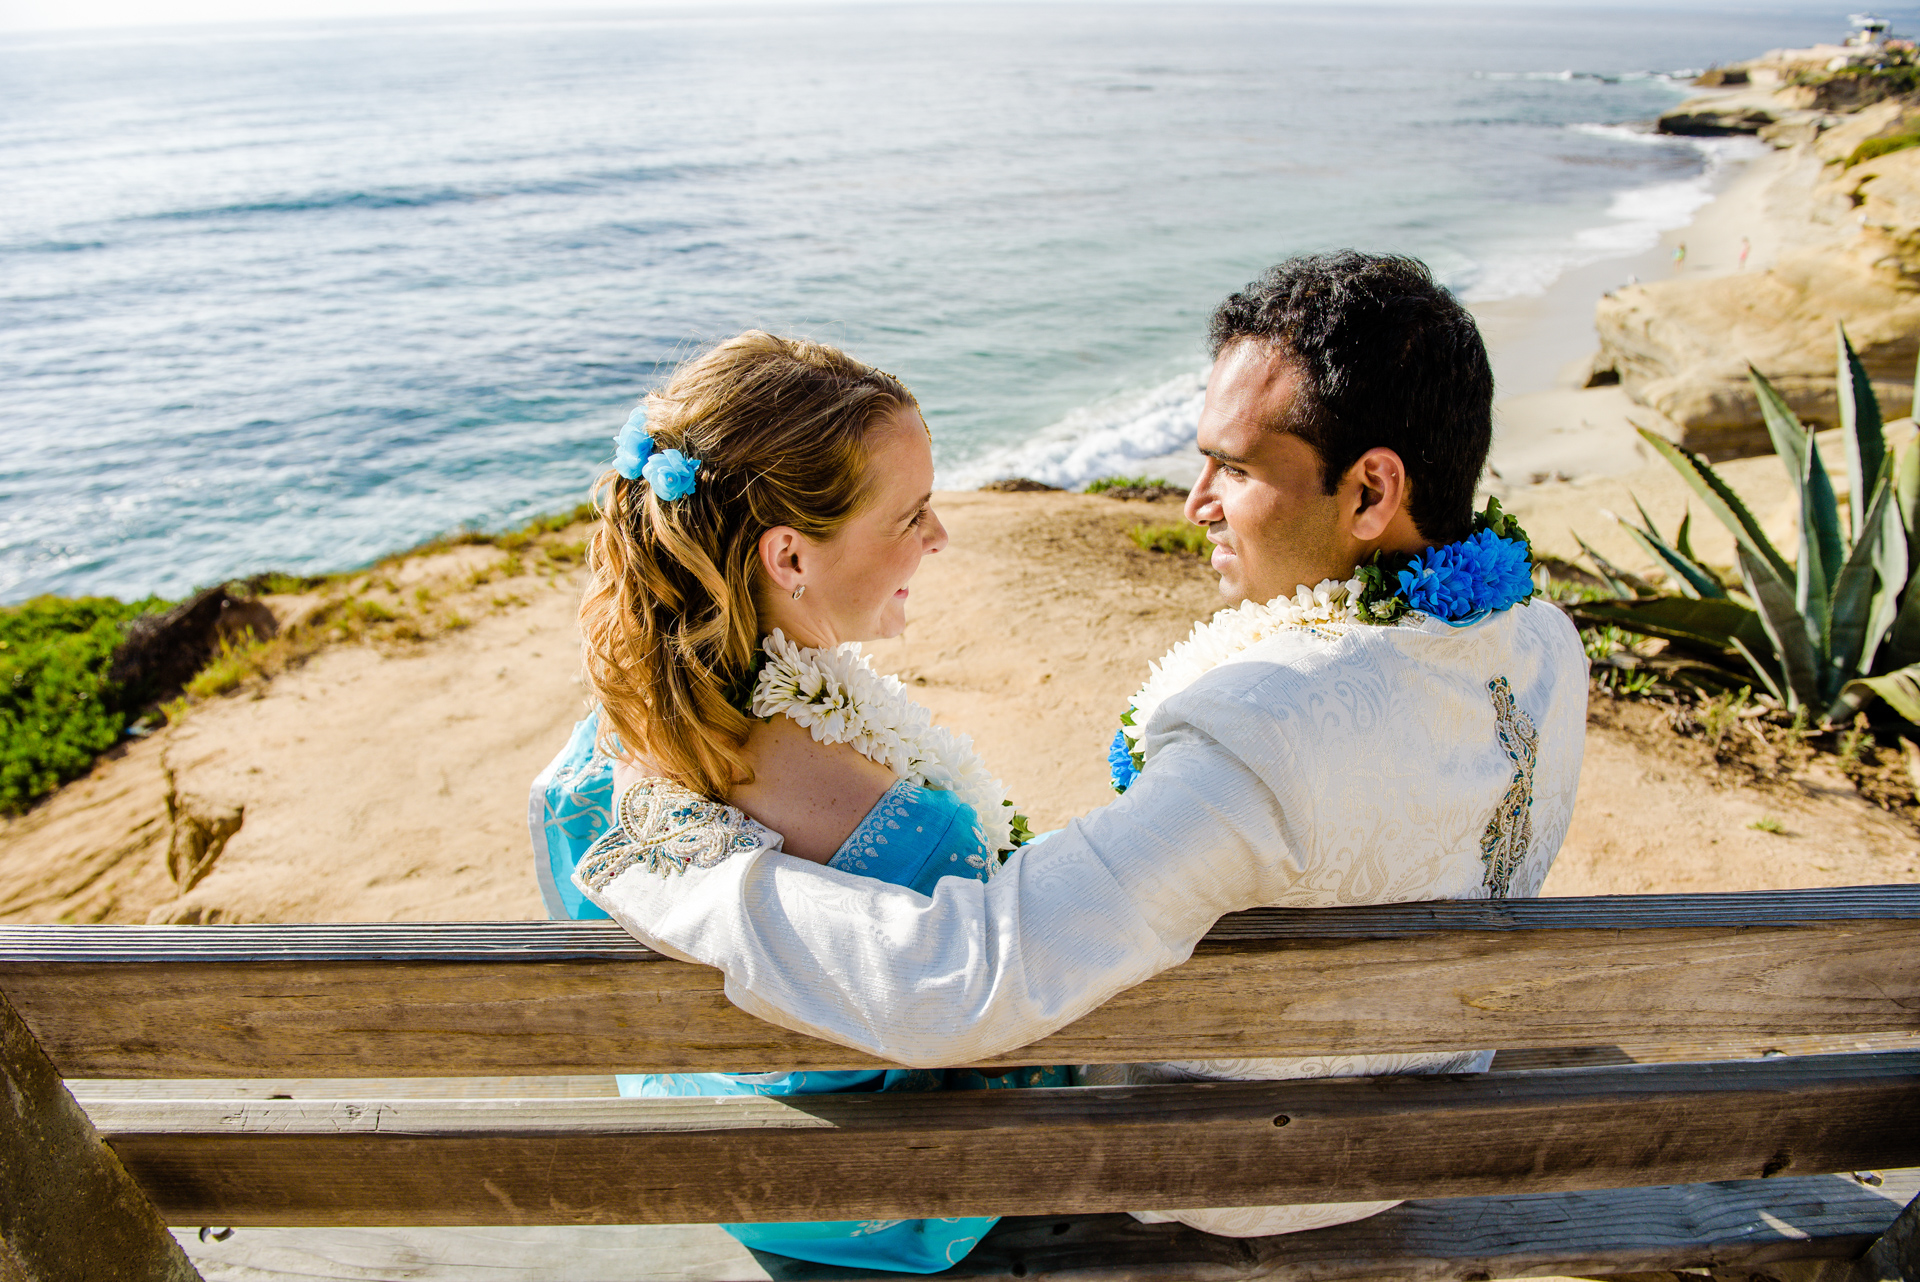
[70,1076,621,1101]
[166,1171,1920,1282]
[1858,1188,1919,1282]
[89,1052,1920,1227]
[0,987,203,1282]
[5,888,1919,1078]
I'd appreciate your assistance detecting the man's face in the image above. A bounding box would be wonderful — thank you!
[1184,341,1348,604]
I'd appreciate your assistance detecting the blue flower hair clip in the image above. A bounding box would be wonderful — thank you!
[613,407,653,480]
[612,405,702,501]
[643,448,701,501]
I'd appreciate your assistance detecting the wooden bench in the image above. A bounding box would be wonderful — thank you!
[5,886,1920,1282]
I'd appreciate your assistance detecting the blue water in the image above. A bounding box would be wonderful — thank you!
[0,4,1851,602]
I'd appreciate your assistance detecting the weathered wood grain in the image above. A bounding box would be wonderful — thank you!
[90,1053,1920,1227]
[167,1171,1920,1282]
[5,889,1919,1078]
[0,988,203,1282]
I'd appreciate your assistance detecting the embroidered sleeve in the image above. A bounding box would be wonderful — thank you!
[1479,675,1538,898]
[574,778,781,890]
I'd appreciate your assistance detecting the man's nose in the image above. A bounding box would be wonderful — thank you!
[1184,467,1220,527]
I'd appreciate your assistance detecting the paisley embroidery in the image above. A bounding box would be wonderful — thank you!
[1479,675,1537,898]
[577,778,777,888]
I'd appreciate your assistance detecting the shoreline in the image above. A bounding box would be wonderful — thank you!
[1478,140,1795,490]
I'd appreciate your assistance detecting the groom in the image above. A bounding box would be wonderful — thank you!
[585,251,1588,1228]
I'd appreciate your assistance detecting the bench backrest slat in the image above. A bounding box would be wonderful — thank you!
[3,888,1917,1078]
[83,1052,1920,1226]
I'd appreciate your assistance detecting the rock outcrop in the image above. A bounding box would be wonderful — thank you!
[109,586,278,711]
[1593,82,1920,456]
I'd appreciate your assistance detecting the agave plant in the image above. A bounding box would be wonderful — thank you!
[1573,323,1920,726]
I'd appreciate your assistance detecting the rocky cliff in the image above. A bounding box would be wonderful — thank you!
[1591,56,1920,456]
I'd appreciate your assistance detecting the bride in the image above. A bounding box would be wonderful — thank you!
[531,330,1065,1273]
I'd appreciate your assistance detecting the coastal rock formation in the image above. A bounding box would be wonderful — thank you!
[108,587,278,711]
[1594,85,1920,455]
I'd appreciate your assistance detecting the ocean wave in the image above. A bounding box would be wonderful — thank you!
[941,371,1206,492]
[1474,69,1699,84]
[1456,127,1766,302]
[130,167,691,223]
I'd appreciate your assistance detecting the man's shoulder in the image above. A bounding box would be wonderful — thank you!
[1171,599,1584,726]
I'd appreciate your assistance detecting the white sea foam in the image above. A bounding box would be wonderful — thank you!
[950,122,1766,494]
[941,371,1207,492]
[1455,127,1768,302]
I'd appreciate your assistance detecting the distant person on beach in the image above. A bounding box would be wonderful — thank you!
[531,332,1066,1273]
[545,253,1588,1243]
[1739,236,1751,270]
[1673,241,1687,267]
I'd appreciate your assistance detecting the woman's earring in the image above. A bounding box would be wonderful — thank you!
[791,584,806,600]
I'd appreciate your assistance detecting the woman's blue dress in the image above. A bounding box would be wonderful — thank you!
[531,711,1067,1273]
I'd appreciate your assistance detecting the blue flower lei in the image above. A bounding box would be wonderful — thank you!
[1107,498,1537,793]
[613,406,701,501]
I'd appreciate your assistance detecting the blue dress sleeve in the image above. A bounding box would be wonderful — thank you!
[528,710,613,921]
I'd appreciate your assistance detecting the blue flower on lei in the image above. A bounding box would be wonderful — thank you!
[643,448,702,501]
[1396,528,1535,626]
[1108,728,1140,793]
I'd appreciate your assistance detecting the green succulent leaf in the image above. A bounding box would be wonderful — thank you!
[1749,363,1809,482]
[1866,448,1909,669]
[1825,473,1895,695]
[1797,434,1842,634]
[1728,632,1789,706]
[1879,560,1920,671]
[1843,662,1920,725]
[1837,322,1886,538]
[1570,596,1768,658]
[1898,439,1920,549]
[1735,543,1820,712]
[1675,508,1698,562]
[1637,427,1793,585]
[1571,532,1642,600]
[1613,510,1726,600]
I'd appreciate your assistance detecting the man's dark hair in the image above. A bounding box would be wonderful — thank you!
[1207,251,1492,545]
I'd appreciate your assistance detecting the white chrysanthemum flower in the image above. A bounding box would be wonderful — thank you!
[748,630,1019,859]
[1122,579,1360,765]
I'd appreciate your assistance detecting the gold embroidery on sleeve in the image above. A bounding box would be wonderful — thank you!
[1479,676,1538,898]
[577,779,773,887]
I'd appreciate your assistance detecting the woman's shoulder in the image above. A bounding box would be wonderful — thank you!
[728,716,897,864]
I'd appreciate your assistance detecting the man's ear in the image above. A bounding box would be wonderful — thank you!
[758,526,807,595]
[1346,447,1410,542]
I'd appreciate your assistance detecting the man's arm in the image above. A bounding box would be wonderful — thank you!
[585,711,1305,1066]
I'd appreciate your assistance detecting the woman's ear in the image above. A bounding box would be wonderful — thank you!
[1347,447,1409,542]
[758,526,807,596]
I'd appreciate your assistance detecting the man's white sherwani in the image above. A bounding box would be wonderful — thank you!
[581,599,1588,1236]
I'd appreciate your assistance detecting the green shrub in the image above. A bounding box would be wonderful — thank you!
[1848,131,1920,167]
[184,637,269,701]
[1128,522,1210,557]
[1087,475,1172,495]
[1,595,165,815]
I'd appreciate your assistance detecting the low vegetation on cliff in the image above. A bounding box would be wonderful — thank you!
[1,595,165,814]
[0,502,599,818]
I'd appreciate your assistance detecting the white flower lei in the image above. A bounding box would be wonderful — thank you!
[1122,576,1366,755]
[748,629,1019,857]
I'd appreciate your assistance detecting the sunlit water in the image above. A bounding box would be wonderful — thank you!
[0,4,1843,601]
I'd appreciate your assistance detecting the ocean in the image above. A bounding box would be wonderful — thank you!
[0,3,1847,602]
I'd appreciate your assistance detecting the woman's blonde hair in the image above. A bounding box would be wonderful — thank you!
[580,330,919,798]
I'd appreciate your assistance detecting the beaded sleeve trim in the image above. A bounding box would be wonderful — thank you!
[576,778,779,888]
[1479,676,1538,898]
